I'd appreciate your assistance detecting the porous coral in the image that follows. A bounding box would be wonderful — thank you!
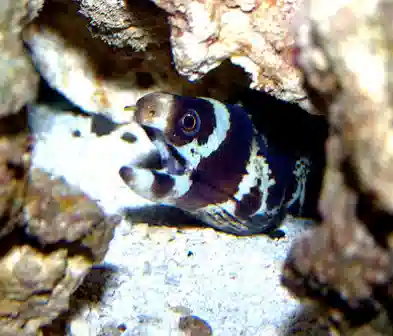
[151,0,308,106]
[282,0,393,333]
[0,166,119,335]
[25,0,310,119]
[0,113,32,239]
[0,0,40,116]
[77,0,168,50]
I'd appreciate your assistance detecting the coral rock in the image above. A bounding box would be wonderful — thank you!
[282,0,393,333]
[0,168,118,335]
[0,1,123,334]
[152,0,308,105]
[77,0,169,50]
[25,168,120,261]
[25,168,119,253]
[0,113,33,238]
[24,0,249,122]
[0,0,40,116]
[25,0,310,118]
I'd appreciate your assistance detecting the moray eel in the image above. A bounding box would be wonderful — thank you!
[119,92,314,236]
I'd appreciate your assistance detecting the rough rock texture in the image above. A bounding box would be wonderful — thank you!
[77,0,168,51]
[0,0,41,116]
[0,168,119,336]
[24,0,312,119]
[0,113,32,239]
[282,0,393,334]
[0,2,121,334]
[24,0,251,122]
[0,105,119,334]
[178,315,213,335]
[25,169,119,260]
[151,0,308,106]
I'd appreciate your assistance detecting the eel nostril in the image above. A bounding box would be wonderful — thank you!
[119,166,135,183]
[135,150,164,170]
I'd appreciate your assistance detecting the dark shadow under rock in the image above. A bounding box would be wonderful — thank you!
[124,204,208,231]
[42,264,118,336]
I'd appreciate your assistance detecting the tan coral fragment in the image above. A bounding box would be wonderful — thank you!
[77,0,168,50]
[153,0,307,104]
[0,0,40,116]
[0,168,118,335]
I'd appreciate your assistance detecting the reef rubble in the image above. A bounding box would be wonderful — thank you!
[282,0,393,334]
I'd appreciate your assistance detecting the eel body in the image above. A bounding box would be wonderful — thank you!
[119,92,313,236]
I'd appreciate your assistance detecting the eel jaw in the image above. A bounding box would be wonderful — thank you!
[137,125,189,175]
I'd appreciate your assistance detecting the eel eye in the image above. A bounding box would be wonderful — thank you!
[180,109,200,135]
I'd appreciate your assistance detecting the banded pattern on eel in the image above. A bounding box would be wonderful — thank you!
[120,92,316,236]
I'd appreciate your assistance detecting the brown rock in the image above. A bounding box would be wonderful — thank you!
[179,315,213,336]
[151,0,308,105]
[0,112,32,238]
[0,0,39,116]
[0,168,119,335]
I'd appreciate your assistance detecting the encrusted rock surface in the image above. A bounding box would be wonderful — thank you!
[151,0,308,105]
[24,0,310,118]
[0,0,40,116]
[0,113,32,239]
[77,0,169,51]
[24,0,252,122]
[282,0,393,334]
[0,109,115,335]
[0,166,119,336]
[25,169,118,251]
[0,1,121,334]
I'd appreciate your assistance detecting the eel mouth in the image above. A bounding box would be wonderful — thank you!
[137,125,188,175]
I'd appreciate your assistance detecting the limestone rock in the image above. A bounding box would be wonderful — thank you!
[0,168,119,335]
[0,0,40,116]
[24,0,251,122]
[24,0,310,118]
[282,0,393,333]
[151,0,308,105]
